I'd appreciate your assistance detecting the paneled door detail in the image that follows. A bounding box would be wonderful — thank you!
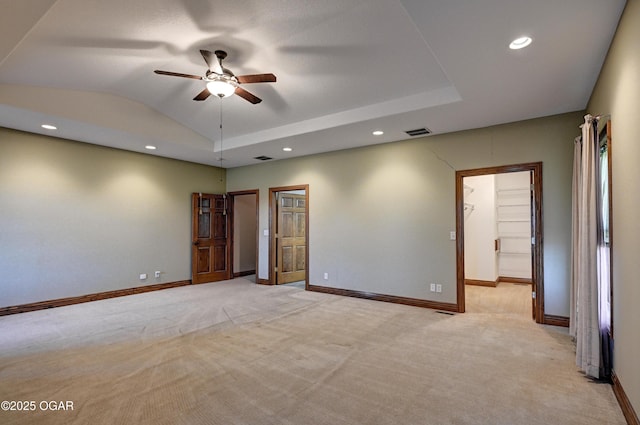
[191,193,230,284]
[276,193,306,284]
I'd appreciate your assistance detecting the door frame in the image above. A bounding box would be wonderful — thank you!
[455,162,544,323]
[228,190,259,280]
[268,185,309,287]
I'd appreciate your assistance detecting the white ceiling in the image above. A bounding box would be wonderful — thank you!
[0,0,626,168]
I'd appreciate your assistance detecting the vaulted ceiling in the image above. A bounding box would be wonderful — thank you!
[0,0,626,167]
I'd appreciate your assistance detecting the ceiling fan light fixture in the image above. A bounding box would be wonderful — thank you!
[206,80,236,98]
[155,50,273,104]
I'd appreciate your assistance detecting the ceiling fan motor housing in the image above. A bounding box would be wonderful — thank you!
[214,50,228,61]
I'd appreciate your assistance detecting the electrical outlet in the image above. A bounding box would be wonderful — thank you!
[430,283,436,292]
[155,271,161,278]
[449,231,456,241]
[140,273,147,280]
[323,272,329,280]
[436,284,442,293]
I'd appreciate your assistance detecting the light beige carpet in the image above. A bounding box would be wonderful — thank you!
[0,278,626,424]
[465,281,532,316]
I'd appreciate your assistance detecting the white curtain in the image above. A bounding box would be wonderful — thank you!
[570,114,611,380]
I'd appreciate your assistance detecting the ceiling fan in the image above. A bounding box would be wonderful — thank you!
[154,50,276,104]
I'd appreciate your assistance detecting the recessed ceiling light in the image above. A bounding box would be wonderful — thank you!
[145,145,157,150]
[509,36,532,50]
[282,147,293,152]
[41,124,57,130]
[372,130,384,136]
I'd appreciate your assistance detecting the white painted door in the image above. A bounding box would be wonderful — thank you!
[495,172,531,281]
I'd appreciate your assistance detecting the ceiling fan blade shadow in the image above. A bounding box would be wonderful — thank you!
[42,36,182,55]
[236,74,277,84]
[278,44,367,57]
[193,88,212,101]
[154,70,203,80]
[235,87,262,104]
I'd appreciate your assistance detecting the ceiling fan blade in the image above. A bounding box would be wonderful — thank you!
[199,49,213,69]
[235,87,262,104]
[154,70,202,80]
[200,49,223,74]
[236,73,277,84]
[193,88,212,101]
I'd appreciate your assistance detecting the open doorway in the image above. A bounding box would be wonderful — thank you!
[269,185,309,287]
[229,190,258,283]
[456,163,544,323]
[463,172,532,317]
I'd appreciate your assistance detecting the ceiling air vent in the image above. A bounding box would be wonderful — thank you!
[405,127,431,137]
[254,155,273,161]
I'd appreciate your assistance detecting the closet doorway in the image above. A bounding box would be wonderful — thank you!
[229,190,258,282]
[455,163,543,323]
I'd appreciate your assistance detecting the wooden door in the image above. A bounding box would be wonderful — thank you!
[276,193,306,284]
[191,193,230,284]
[529,171,537,320]
[495,172,532,281]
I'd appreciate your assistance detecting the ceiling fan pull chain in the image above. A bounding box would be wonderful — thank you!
[219,100,224,174]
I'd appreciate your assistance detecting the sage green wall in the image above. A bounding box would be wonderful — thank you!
[0,127,225,307]
[227,111,582,315]
[587,0,640,415]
